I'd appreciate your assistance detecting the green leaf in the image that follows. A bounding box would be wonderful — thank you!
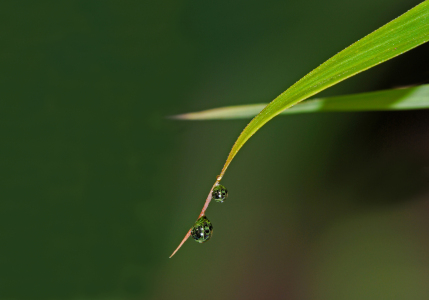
[215,1,429,179]
[170,1,429,258]
[171,84,429,120]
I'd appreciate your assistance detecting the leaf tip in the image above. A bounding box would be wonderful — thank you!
[166,113,193,120]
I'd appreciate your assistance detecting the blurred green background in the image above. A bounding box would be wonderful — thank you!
[1,1,429,299]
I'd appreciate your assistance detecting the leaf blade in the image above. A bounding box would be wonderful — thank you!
[218,1,429,179]
[172,84,429,120]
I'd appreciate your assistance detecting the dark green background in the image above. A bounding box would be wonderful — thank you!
[1,1,429,299]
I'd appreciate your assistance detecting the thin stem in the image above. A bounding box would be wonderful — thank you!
[169,178,221,258]
[169,229,191,258]
[198,180,220,218]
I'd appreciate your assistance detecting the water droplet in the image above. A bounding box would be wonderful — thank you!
[191,216,213,243]
[212,184,228,203]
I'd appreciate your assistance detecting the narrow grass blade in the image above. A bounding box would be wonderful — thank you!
[217,1,429,179]
[172,84,429,120]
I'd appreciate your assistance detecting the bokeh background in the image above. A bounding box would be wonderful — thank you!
[1,1,429,299]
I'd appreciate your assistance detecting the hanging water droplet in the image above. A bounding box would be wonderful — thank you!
[191,216,213,243]
[212,184,228,203]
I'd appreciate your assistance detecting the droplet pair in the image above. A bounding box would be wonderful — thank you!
[191,184,228,243]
